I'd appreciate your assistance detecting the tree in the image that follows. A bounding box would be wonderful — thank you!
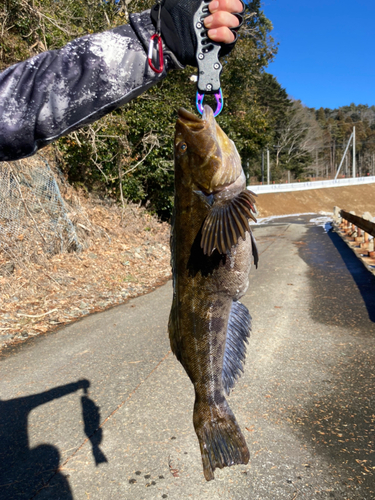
[58,0,279,217]
[317,107,326,125]
[313,103,375,178]
[1,0,279,218]
[256,73,291,129]
[273,100,322,179]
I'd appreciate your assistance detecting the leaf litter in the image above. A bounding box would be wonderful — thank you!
[0,180,171,350]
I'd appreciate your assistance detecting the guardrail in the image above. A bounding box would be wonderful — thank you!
[340,210,375,239]
[335,209,375,263]
[248,176,375,194]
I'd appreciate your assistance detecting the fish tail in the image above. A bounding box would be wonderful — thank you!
[193,398,249,481]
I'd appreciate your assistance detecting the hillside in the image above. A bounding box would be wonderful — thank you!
[256,183,375,218]
[0,179,171,351]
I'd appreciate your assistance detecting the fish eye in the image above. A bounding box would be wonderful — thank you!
[179,142,187,152]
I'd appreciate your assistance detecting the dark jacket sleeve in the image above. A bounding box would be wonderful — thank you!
[0,11,182,162]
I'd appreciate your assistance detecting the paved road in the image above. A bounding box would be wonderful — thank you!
[1,215,375,500]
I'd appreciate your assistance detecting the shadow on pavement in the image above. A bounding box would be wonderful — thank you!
[298,225,375,330]
[291,224,375,498]
[327,229,375,323]
[0,379,107,499]
[81,394,108,467]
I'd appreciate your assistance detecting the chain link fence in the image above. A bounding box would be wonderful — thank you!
[0,155,82,251]
[0,154,98,296]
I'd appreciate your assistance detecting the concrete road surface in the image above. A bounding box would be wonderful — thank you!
[1,215,374,500]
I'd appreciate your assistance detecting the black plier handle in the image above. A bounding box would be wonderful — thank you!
[194,0,223,116]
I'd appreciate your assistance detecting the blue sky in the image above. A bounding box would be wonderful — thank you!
[262,0,375,110]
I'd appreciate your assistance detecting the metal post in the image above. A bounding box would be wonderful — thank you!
[261,150,264,184]
[335,131,354,180]
[267,148,270,185]
[353,126,356,178]
[359,153,361,177]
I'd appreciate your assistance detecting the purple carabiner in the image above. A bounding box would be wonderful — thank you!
[196,88,223,117]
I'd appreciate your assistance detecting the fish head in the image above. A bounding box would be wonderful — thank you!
[175,106,243,194]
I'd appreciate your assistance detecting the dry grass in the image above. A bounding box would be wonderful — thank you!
[0,155,171,350]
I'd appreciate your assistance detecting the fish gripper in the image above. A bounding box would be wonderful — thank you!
[194,0,223,117]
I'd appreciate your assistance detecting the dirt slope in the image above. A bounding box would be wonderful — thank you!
[0,193,171,351]
[255,183,375,218]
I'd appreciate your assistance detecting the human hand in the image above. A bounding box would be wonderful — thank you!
[205,0,244,44]
[150,0,245,67]
[78,379,90,393]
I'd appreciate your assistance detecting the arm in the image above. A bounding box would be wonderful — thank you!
[0,0,244,162]
[0,12,178,162]
[21,379,90,409]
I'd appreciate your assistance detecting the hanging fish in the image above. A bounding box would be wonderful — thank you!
[169,105,258,481]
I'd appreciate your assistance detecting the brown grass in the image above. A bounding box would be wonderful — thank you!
[0,155,171,350]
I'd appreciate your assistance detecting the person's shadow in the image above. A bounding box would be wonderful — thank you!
[0,379,107,500]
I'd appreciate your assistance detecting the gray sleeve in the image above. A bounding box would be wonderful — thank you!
[0,11,181,162]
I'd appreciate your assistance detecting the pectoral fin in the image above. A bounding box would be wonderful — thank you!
[201,190,257,256]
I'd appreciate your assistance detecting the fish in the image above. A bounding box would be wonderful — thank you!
[169,105,258,481]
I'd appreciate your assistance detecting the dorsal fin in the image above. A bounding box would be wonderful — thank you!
[200,190,257,256]
[222,301,251,395]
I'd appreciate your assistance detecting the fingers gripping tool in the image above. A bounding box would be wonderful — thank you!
[194,0,223,117]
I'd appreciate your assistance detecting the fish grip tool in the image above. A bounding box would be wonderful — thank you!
[194,0,223,117]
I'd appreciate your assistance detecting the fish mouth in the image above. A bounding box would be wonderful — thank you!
[177,108,203,130]
[201,105,214,123]
[177,107,201,123]
[177,106,215,131]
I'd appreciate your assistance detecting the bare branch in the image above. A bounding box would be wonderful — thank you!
[123,144,156,177]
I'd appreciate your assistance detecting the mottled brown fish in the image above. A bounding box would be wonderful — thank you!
[169,105,258,481]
